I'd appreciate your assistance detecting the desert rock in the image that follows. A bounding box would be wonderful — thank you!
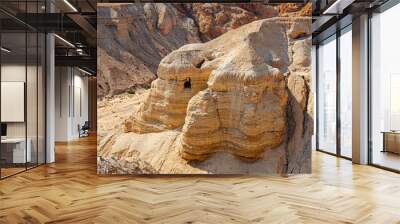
[122,17,312,166]
[97,3,310,98]
[97,3,201,98]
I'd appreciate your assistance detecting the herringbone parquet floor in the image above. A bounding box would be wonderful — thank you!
[1,135,400,224]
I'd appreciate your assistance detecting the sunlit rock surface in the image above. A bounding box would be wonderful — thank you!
[97,3,311,98]
[99,16,312,174]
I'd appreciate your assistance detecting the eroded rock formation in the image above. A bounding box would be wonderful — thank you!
[97,3,201,97]
[97,3,311,98]
[123,17,312,168]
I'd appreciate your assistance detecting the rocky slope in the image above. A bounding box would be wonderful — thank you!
[99,17,312,174]
[97,3,311,98]
[97,3,200,97]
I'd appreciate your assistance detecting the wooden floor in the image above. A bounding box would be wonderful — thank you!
[373,150,400,171]
[0,167,26,178]
[1,136,400,224]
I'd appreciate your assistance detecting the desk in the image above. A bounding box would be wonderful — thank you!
[382,131,400,154]
[1,138,31,163]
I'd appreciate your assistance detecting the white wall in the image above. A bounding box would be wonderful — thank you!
[55,66,70,141]
[54,67,89,141]
[1,65,35,138]
[1,63,46,164]
[72,73,89,138]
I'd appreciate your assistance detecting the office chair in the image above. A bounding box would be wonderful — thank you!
[79,121,90,138]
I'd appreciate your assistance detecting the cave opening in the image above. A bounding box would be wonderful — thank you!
[184,78,192,89]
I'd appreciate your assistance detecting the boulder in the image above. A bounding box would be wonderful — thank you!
[125,17,312,167]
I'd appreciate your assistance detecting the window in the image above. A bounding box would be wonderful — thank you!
[370,3,400,171]
[339,26,352,158]
[317,35,337,154]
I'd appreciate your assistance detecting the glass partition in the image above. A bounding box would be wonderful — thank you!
[1,31,28,177]
[317,35,337,154]
[0,1,46,179]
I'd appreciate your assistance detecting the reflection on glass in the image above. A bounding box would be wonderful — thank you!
[318,35,337,154]
[390,75,400,130]
[371,4,400,171]
[1,31,27,177]
[340,27,352,158]
[0,1,47,178]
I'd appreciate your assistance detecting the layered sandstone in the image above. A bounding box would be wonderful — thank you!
[97,3,310,98]
[122,17,312,166]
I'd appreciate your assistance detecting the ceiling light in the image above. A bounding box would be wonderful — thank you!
[54,34,75,48]
[78,67,93,76]
[323,0,355,15]
[1,47,11,53]
[63,0,78,12]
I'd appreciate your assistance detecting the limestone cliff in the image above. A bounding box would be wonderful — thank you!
[97,3,310,98]
[99,17,312,174]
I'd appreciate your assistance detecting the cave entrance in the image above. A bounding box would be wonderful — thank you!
[184,78,191,89]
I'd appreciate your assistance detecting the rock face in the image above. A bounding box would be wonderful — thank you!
[189,3,279,40]
[117,17,312,173]
[97,3,310,98]
[279,3,312,16]
[97,3,201,98]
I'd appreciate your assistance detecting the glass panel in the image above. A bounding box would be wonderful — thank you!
[371,5,400,171]
[317,35,337,154]
[0,0,46,179]
[38,32,45,165]
[27,31,38,169]
[26,0,39,169]
[340,27,352,158]
[1,31,27,177]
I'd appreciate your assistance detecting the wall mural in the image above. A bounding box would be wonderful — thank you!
[97,3,313,174]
